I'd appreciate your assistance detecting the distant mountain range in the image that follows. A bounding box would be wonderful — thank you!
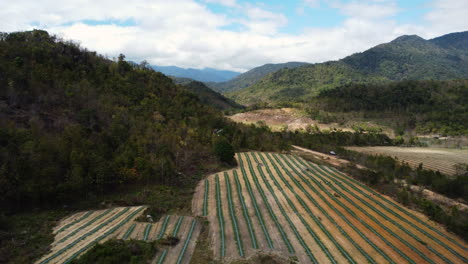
[227,31,468,105]
[207,62,309,93]
[151,65,240,82]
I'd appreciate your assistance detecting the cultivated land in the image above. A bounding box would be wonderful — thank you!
[193,152,467,263]
[228,108,354,132]
[346,146,468,176]
[37,206,201,264]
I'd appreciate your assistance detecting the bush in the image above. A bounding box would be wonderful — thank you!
[213,137,236,165]
[71,239,156,264]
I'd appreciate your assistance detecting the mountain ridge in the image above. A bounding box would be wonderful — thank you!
[228,31,468,105]
[152,65,240,82]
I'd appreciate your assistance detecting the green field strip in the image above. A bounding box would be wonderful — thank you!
[267,153,365,264]
[286,154,406,264]
[156,215,171,240]
[143,223,152,241]
[232,170,259,249]
[203,179,209,216]
[255,152,335,264]
[55,208,114,245]
[325,165,468,260]
[40,206,139,264]
[157,249,168,264]
[278,153,388,264]
[310,162,454,264]
[172,216,184,237]
[61,206,145,264]
[176,219,197,264]
[215,174,226,258]
[122,223,136,240]
[224,172,245,257]
[297,158,435,264]
[238,153,294,253]
[244,153,318,263]
[56,211,94,234]
[235,167,274,249]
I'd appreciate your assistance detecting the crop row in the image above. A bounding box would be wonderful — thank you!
[157,215,171,240]
[215,175,226,257]
[322,165,462,262]
[172,216,184,237]
[327,165,467,259]
[176,219,197,264]
[224,172,244,257]
[264,152,358,264]
[236,163,274,249]
[122,223,136,240]
[295,157,420,263]
[55,208,113,245]
[277,153,383,264]
[244,153,318,263]
[62,207,145,264]
[41,207,140,264]
[232,170,258,249]
[56,211,93,234]
[286,155,403,264]
[310,161,449,263]
[143,223,152,241]
[239,153,294,253]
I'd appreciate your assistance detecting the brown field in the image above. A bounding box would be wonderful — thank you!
[228,108,354,132]
[37,206,200,264]
[193,152,467,263]
[346,146,468,176]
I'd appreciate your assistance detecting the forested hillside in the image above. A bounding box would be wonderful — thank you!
[229,31,468,105]
[0,30,284,212]
[310,80,468,135]
[208,61,308,93]
[178,81,243,110]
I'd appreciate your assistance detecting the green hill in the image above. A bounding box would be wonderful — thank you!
[179,80,243,110]
[312,79,468,135]
[229,31,468,105]
[0,30,280,213]
[207,61,309,93]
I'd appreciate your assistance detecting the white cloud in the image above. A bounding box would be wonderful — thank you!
[0,0,465,72]
[204,0,237,7]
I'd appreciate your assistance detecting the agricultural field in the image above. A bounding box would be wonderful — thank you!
[346,146,468,176]
[193,152,467,263]
[36,206,200,264]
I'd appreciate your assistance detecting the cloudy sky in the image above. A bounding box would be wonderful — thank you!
[1,0,467,72]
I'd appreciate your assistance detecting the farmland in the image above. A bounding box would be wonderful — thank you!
[36,206,201,264]
[193,152,467,263]
[346,146,468,176]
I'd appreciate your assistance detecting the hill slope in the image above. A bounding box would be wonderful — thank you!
[229,31,468,105]
[208,61,309,93]
[179,80,243,110]
[152,65,240,82]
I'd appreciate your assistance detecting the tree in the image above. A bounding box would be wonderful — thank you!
[213,137,235,165]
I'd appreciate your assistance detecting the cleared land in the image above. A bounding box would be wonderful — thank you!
[193,152,467,263]
[347,146,468,176]
[228,108,354,132]
[37,206,200,264]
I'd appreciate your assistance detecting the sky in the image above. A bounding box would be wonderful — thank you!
[1,0,467,72]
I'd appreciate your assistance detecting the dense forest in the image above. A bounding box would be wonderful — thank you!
[0,30,288,213]
[311,80,468,135]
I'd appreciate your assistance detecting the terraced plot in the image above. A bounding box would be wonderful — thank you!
[38,207,200,264]
[193,152,467,263]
